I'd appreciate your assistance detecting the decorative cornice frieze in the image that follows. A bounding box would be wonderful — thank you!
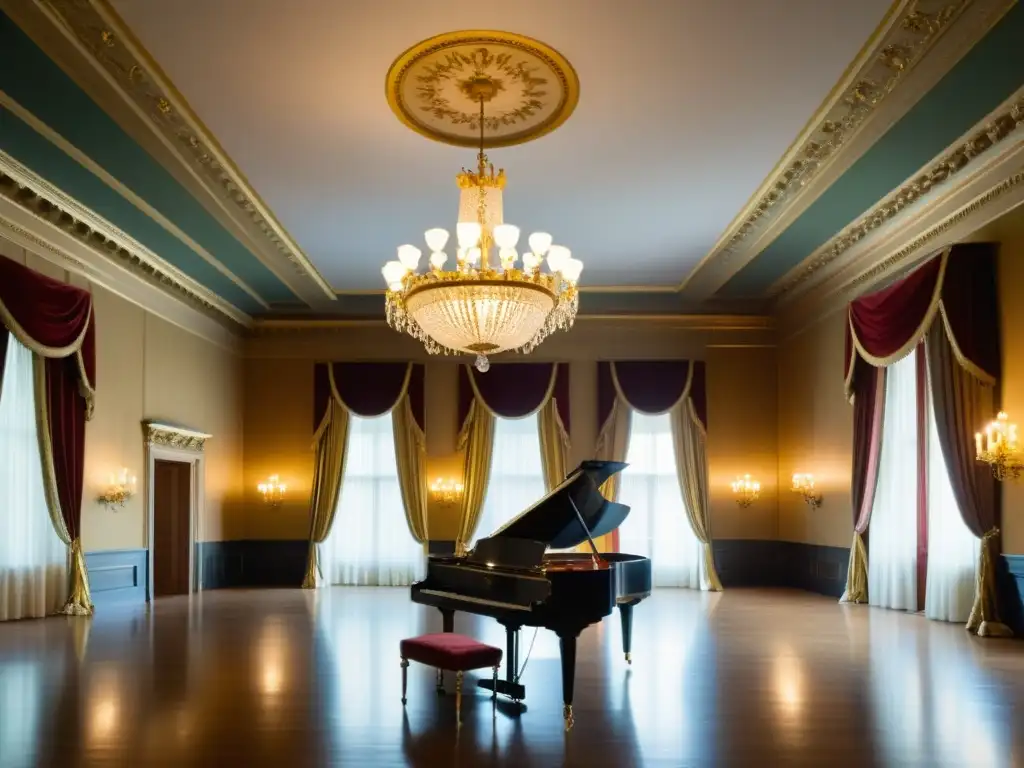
[847,169,1024,293]
[772,90,1024,298]
[143,420,211,452]
[684,0,979,291]
[0,151,250,329]
[36,0,336,301]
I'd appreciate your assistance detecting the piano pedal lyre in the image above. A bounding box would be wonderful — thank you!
[436,667,444,694]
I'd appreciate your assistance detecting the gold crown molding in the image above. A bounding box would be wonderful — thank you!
[143,420,211,452]
[32,0,336,301]
[681,0,981,293]
[777,167,1024,341]
[0,151,250,329]
[772,89,1024,300]
[847,169,1024,293]
[386,30,580,148]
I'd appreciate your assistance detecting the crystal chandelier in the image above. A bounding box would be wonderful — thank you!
[382,83,582,372]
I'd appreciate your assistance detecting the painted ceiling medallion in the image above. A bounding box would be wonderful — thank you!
[386,30,579,148]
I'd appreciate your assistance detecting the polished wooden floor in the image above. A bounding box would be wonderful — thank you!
[0,587,1022,767]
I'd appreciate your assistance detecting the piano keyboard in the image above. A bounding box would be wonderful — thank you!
[418,589,533,612]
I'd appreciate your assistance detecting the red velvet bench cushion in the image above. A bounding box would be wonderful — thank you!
[400,633,502,671]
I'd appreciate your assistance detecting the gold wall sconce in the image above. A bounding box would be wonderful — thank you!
[257,475,287,506]
[430,477,464,505]
[975,411,1022,481]
[791,473,822,509]
[730,474,760,508]
[98,468,136,510]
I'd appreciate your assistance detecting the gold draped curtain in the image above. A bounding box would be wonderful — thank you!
[455,363,569,552]
[599,361,722,590]
[302,363,427,588]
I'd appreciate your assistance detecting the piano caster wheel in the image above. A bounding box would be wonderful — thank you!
[563,704,574,732]
[625,652,632,665]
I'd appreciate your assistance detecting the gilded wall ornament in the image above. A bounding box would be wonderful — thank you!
[143,421,211,453]
[39,0,335,300]
[386,31,579,148]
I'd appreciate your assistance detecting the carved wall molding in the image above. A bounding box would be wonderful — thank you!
[143,420,212,453]
[773,88,1024,299]
[35,0,336,301]
[681,0,1013,298]
[0,150,250,329]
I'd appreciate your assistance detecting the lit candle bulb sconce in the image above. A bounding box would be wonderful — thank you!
[258,475,287,506]
[430,477,464,506]
[731,474,761,508]
[975,411,1022,482]
[791,473,822,509]
[98,468,137,510]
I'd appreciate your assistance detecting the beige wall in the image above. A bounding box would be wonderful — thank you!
[776,310,854,547]
[242,327,780,543]
[0,241,245,551]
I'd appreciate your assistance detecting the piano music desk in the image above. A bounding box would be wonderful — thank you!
[399,633,502,727]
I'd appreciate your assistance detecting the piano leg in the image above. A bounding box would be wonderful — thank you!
[618,602,634,664]
[439,608,454,634]
[476,622,526,703]
[557,630,580,731]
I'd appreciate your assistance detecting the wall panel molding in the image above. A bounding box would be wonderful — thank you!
[86,548,148,607]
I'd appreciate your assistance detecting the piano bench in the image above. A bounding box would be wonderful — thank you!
[399,633,503,725]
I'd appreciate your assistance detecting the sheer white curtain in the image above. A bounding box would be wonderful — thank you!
[924,361,978,622]
[0,336,67,621]
[321,411,424,586]
[473,413,546,545]
[618,411,702,589]
[868,351,919,612]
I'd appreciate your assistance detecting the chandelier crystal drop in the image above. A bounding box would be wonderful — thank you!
[382,84,582,372]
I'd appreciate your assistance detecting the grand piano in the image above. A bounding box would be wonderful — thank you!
[410,460,652,729]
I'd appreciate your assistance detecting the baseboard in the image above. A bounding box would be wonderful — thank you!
[85,549,148,607]
[198,540,308,589]
[1002,554,1024,635]
[713,539,850,598]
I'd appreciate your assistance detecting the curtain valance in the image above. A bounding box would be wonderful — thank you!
[845,243,999,400]
[0,256,97,616]
[597,360,707,430]
[313,362,425,431]
[457,362,570,427]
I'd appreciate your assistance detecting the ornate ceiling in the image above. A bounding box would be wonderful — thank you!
[0,0,1022,329]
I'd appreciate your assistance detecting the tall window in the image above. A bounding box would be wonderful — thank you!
[320,411,423,586]
[867,349,978,620]
[473,413,546,545]
[0,336,67,621]
[617,411,701,589]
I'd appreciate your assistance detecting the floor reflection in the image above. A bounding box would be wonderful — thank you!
[0,588,1021,766]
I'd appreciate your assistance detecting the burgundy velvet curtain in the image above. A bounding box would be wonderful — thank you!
[842,243,1009,632]
[313,362,425,428]
[457,362,569,425]
[0,256,97,615]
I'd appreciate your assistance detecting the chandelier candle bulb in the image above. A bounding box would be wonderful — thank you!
[493,224,520,249]
[528,232,553,256]
[546,244,570,273]
[424,228,449,252]
[397,244,422,270]
[457,222,481,249]
[429,252,447,270]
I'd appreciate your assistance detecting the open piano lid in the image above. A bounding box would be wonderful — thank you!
[488,460,631,550]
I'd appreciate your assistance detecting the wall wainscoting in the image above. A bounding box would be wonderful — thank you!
[713,539,851,598]
[198,540,308,589]
[85,549,148,607]
[1003,554,1024,635]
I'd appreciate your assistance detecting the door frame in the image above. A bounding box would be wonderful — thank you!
[142,420,212,601]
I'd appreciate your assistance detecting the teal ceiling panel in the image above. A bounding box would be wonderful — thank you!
[718,3,1024,297]
[0,106,262,314]
[0,11,297,306]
